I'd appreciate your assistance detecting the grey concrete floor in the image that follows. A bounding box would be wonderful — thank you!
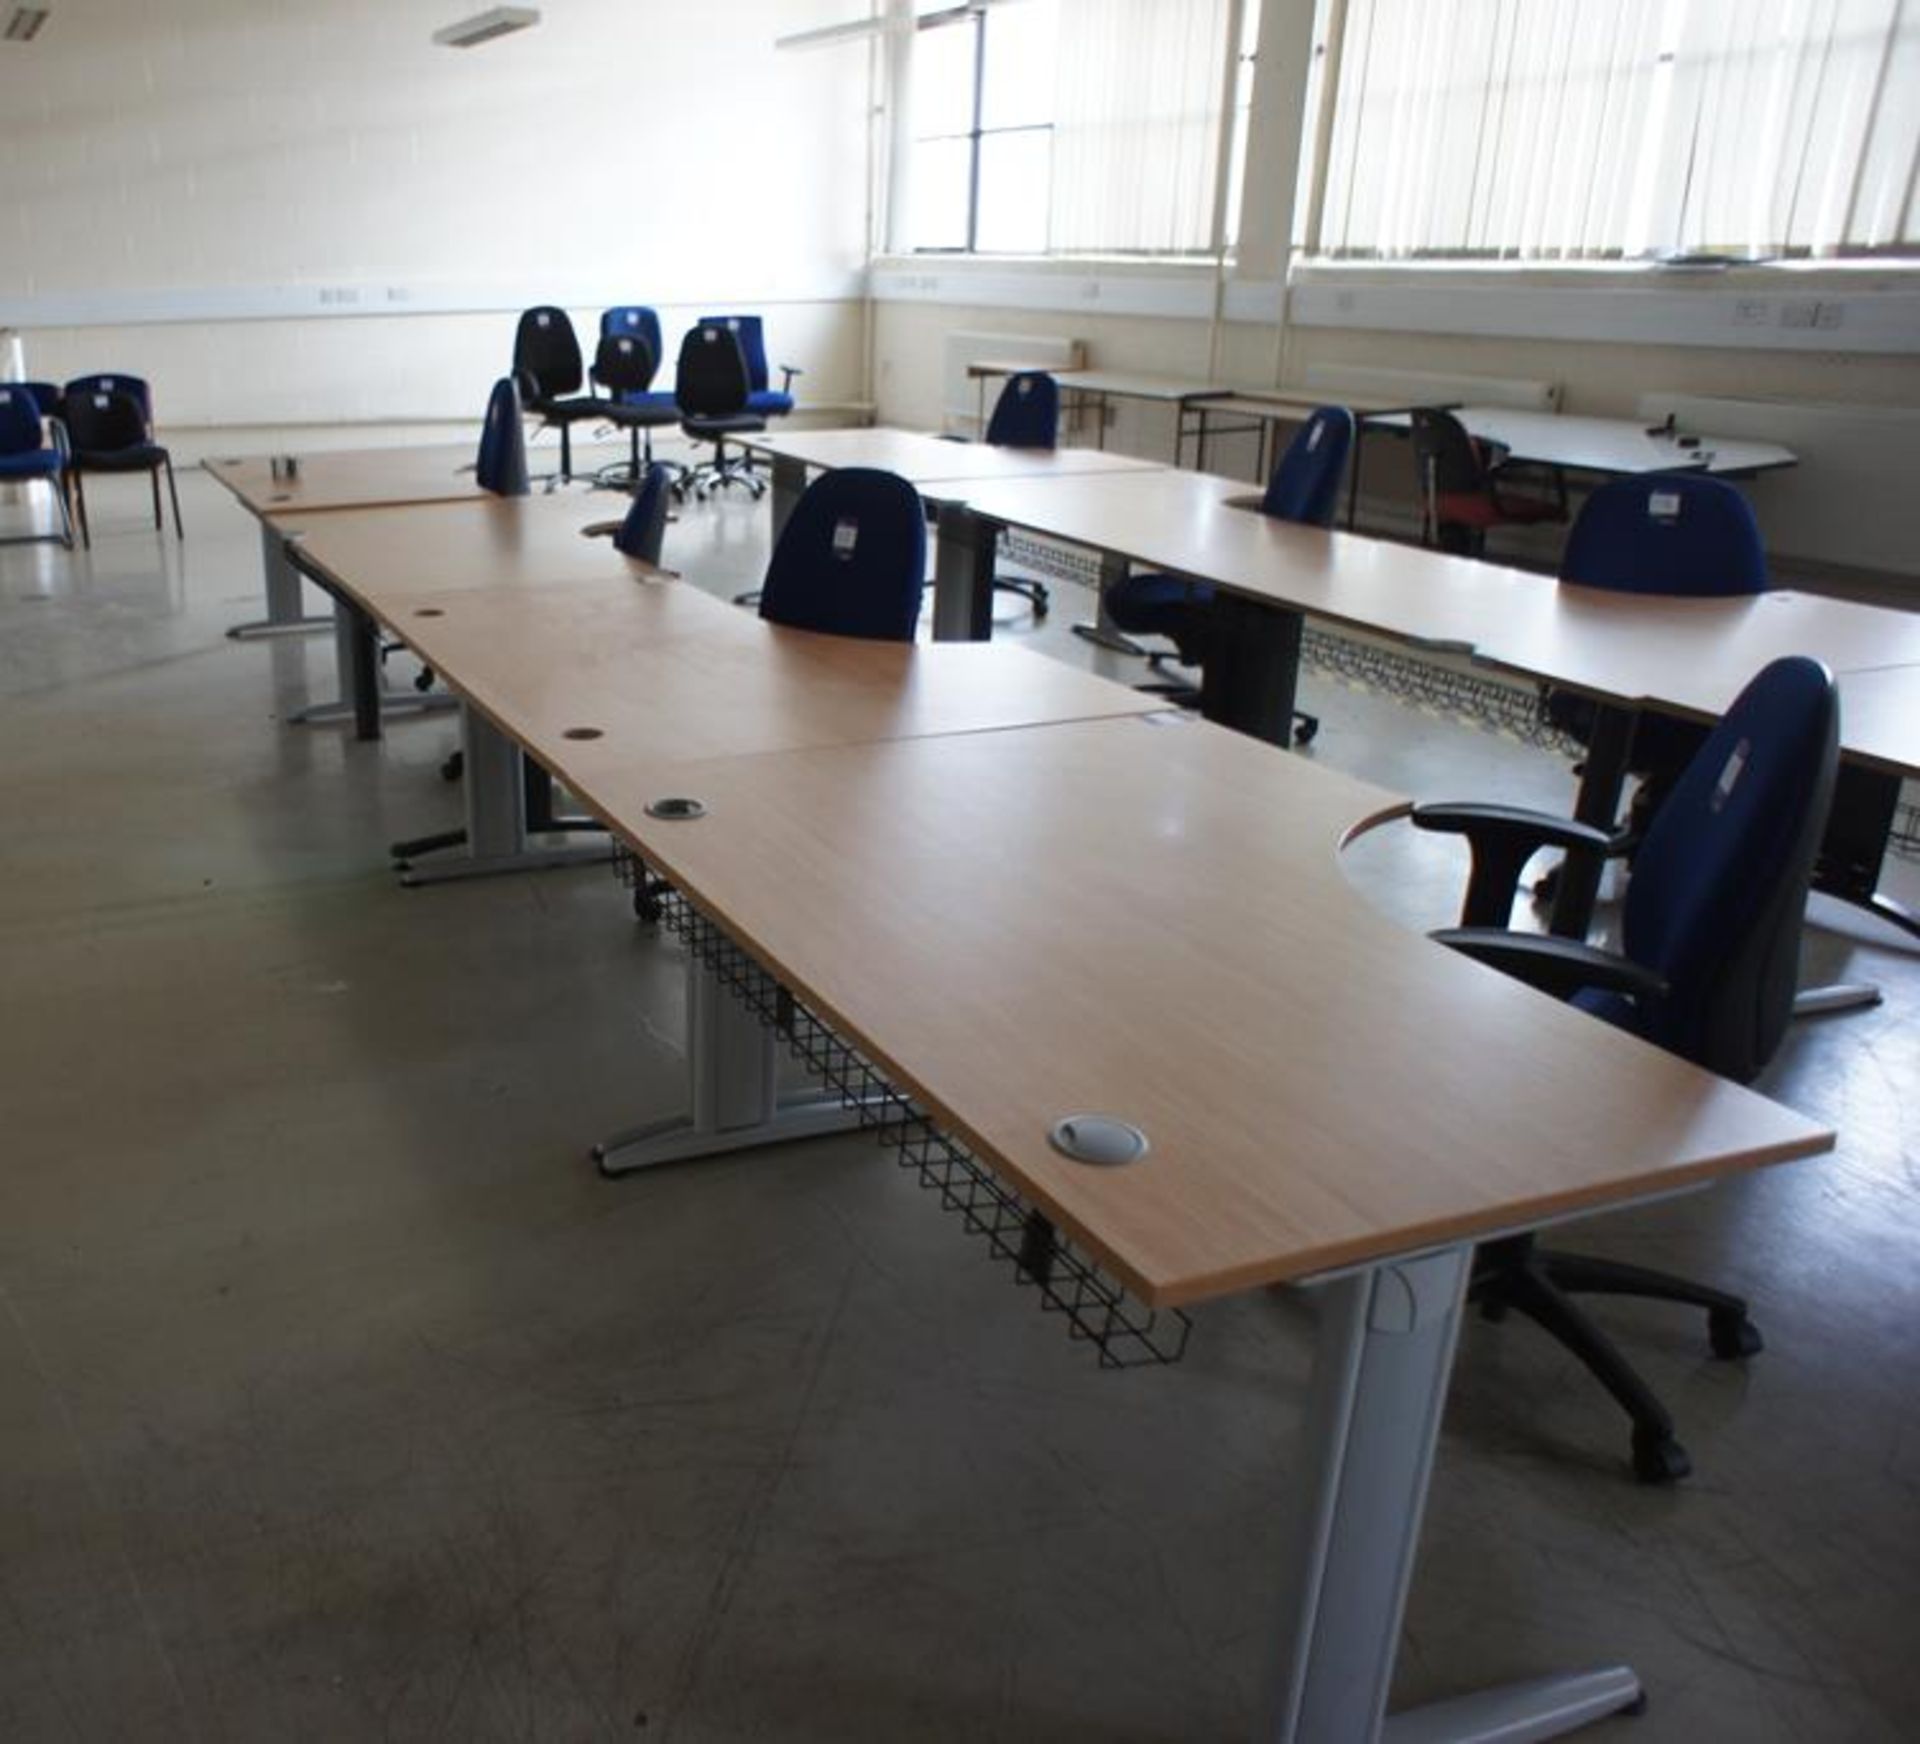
[1,458,1916,1743]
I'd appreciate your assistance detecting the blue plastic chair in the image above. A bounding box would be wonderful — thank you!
[1413,654,1839,1482]
[600,308,679,416]
[474,377,530,497]
[64,372,153,424]
[696,315,799,417]
[984,371,1059,448]
[613,463,672,565]
[0,382,73,547]
[1106,405,1355,744]
[61,382,180,548]
[759,468,926,642]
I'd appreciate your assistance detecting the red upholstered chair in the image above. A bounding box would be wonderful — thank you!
[1410,407,1564,556]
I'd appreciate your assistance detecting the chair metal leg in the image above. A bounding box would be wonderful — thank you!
[72,469,90,549]
[149,465,162,531]
[1483,1261,1691,1483]
[164,456,184,539]
[1537,1250,1761,1356]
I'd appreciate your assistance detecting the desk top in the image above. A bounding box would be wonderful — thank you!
[387,580,1165,773]
[1835,666,1920,776]
[536,713,1830,1305]
[1195,391,1434,423]
[960,468,1918,773]
[276,492,657,603]
[1374,406,1797,478]
[966,362,1228,404]
[738,426,1163,489]
[206,445,489,517]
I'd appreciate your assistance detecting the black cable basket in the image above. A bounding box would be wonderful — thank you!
[611,848,1190,1370]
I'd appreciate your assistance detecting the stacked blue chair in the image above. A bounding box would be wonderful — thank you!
[1106,404,1355,744]
[759,468,925,642]
[0,381,74,548]
[1412,654,1839,1482]
[697,314,799,418]
[61,375,181,548]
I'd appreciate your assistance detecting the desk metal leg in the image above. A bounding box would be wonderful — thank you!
[933,507,999,643]
[769,453,806,546]
[1549,705,1635,938]
[594,946,877,1175]
[398,708,611,887]
[1072,550,1152,657]
[1200,595,1302,748]
[289,592,460,734]
[229,524,333,640]
[1263,1245,1641,1743]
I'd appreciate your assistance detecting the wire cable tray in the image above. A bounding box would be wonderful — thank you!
[611,851,1190,1369]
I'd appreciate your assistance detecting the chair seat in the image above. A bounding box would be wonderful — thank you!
[73,444,170,471]
[536,395,619,421]
[1436,489,1563,529]
[747,390,794,417]
[620,390,680,415]
[604,401,681,429]
[0,450,63,480]
[1106,572,1215,633]
[682,413,766,436]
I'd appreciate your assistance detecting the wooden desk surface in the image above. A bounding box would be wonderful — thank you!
[388,582,1165,773]
[1198,391,1427,422]
[738,426,1164,487]
[965,362,1224,402]
[1373,406,1797,478]
[533,714,1831,1306]
[277,493,657,603]
[206,445,489,517]
[959,469,1918,771]
[1835,665,1920,776]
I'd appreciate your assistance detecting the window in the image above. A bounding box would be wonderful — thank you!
[906,0,1255,256]
[1307,0,1920,262]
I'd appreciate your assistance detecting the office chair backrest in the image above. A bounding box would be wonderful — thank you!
[697,314,770,392]
[759,468,927,642]
[20,381,63,420]
[984,371,1059,449]
[1615,656,1838,1082]
[0,385,46,453]
[676,324,751,418]
[602,305,664,360]
[63,389,148,453]
[475,376,531,497]
[65,373,152,429]
[513,307,584,401]
[613,464,672,565]
[1261,405,1355,527]
[1560,475,1766,598]
[1409,407,1489,495]
[593,332,658,397]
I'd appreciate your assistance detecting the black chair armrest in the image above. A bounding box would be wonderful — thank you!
[1431,928,1669,1004]
[579,519,622,539]
[777,364,803,392]
[1412,802,1628,928]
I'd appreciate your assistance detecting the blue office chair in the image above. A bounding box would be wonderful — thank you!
[675,324,766,500]
[586,331,683,488]
[973,371,1061,618]
[1539,475,1770,896]
[1412,654,1840,1483]
[984,369,1059,448]
[697,314,800,418]
[1106,405,1355,745]
[0,382,74,548]
[582,462,673,567]
[759,468,925,642]
[474,376,531,497]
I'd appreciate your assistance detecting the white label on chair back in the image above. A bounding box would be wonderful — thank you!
[537,313,550,327]
[94,394,110,409]
[728,319,740,331]
[1712,739,1750,812]
[1307,421,1323,448]
[832,518,859,559]
[1649,490,1681,520]
[1018,378,1032,396]
[703,330,720,344]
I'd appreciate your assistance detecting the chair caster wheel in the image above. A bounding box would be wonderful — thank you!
[1532,866,1562,906]
[413,669,435,694]
[632,887,662,925]
[1632,1431,1691,1485]
[1708,1309,1763,1359]
[440,750,464,782]
[1293,719,1320,747]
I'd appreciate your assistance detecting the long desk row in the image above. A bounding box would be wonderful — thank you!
[211,455,1835,1742]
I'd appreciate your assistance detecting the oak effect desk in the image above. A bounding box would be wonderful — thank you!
[452,685,1829,1740]
[206,445,490,640]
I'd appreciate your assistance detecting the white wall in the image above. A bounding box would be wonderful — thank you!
[0,0,875,441]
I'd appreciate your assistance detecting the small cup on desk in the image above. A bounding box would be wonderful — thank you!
[269,454,301,482]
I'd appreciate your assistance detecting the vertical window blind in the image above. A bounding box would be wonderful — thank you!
[1313,0,1920,260]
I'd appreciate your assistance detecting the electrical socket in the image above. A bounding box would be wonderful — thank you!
[1731,298,1768,327]
[1814,301,1844,330]
[1778,300,1819,329]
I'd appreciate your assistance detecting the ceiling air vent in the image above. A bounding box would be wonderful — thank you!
[432,6,540,49]
[4,7,50,42]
